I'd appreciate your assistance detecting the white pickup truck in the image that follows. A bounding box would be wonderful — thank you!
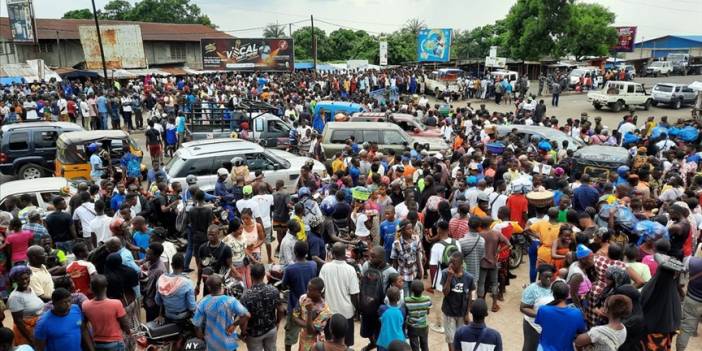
[587,81,653,112]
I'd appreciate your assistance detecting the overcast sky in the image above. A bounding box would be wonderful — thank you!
[20,0,701,41]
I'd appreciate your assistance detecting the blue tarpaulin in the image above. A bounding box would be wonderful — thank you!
[0,77,24,85]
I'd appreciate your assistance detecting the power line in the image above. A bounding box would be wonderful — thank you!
[313,18,383,35]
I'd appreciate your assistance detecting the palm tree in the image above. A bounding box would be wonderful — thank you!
[263,23,287,38]
[403,18,427,36]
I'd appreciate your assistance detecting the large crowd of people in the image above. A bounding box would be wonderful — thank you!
[0,68,701,351]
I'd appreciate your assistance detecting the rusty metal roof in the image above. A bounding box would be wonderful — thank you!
[0,17,233,42]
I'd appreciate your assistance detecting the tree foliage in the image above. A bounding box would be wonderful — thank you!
[453,21,507,59]
[263,23,287,38]
[503,0,573,60]
[292,26,331,61]
[62,0,214,27]
[402,18,427,37]
[558,3,618,59]
[62,9,93,19]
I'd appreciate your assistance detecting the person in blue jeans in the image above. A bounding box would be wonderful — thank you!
[377,286,407,351]
[535,281,587,351]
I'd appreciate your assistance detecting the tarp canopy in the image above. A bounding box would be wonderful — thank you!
[574,145,630,164]
[0,62,61,83]
[0,77,24,85]
[54,68,99,79]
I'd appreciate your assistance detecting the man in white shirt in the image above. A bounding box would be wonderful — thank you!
[655,134,676,155]
[88,200,113,248]
[319,243,360,347]
[252,184,274,263]
[72,193,97,250]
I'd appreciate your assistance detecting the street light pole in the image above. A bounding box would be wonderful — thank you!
[90,0,109,87]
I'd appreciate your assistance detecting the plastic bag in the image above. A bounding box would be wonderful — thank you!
[650,126,668,140]
[598,204,639,232]
[679,126,699,142]
[623,132,640,146]
[635,220,669,245]
[538,139,552,152]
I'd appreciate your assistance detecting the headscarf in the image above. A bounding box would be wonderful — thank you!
[8,264,31,282]
[606,266,631,290]
[640,255,682,334]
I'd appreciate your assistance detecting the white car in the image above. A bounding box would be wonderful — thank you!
[568,67,603,88]
[425,68,463,95]
[587,81,652,112]
[166,138,327,193]
[0,177,76,218]
[645,61,673,77]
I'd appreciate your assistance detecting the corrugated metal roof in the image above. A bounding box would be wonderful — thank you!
[637,35,702,45]
[0,17,234,42]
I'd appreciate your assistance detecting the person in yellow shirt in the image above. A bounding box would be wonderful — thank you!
[331,153,346,174]
[470,193,490,217]
[527,207,561,266]
[291,202,307,241]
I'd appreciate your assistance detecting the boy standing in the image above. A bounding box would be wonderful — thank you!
[440,251,475,351]
[377,286,407,351]
[404,279,432,351]
[292,278,332,351]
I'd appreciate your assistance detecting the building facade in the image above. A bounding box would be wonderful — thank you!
[625,35,702,60]
[0,18,233,69]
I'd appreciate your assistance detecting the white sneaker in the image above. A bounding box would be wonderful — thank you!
[430,323,445,334]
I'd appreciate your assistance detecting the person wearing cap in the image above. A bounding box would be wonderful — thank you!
[236,184,262,223]
[470,192,490,218]
[453,298,503,351]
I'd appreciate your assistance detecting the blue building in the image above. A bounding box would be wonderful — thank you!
[629,35,702,59]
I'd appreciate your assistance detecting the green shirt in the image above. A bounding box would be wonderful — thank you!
[404,295,432,330]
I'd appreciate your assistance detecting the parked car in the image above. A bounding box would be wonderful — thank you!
[495,125,584,151]
[568,67,603,88]
[645,61,673,77]
[489,69,519,86]
[166,138,327,193]
[651,83,698,109]
[320,121,449,159]
[587,81,652,112]
[350,112,442,138]
[248,113,293,148]
[425,68,463,96]
[0,122,84,179]
[0,177,76,219]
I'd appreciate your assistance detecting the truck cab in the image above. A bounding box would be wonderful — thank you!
[587,81,652,112]
[250,114,293,148]
[645,61,673,77]
[313,101,364,123]
[425,68,463,96]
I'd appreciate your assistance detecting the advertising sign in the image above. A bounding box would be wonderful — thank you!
[613,26,637,52]
[417,28,452,62]
[79,25,147,69]
[485,56,506,68]
[379,41,388,66]
[6,0,36,43]
[201,38,294,71]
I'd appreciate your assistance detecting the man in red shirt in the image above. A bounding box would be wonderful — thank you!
[66,242,97,298]
[82,274,131,349]
[506,188,529,228]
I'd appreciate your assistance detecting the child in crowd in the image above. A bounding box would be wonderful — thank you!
[575,294,632,351]
[292,277,332,351]
[379,207,399,260]
[131,216,151,260]
[385,273,405,307]
[377,286,407,351]
[404,279,432,351]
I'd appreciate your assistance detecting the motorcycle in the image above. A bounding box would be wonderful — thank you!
[509,232,531,269]
[136,318,202,351]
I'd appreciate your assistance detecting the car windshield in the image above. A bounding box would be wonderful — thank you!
[654,85,674,92]
[264,150,290,168]
[650,62,665,67]
[569,69,588,77]
[166,154,187,177]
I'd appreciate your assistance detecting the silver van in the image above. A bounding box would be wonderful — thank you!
[321,122,449,159]
[651,83,697,109]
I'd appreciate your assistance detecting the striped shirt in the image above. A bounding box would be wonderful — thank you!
[459,232,485,280]
[192,294,249,351]
[404,295,432,330]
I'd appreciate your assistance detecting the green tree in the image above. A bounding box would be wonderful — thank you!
[62,9,94,19]
[453,21,507,59]
[503,0,573,60]
[386,30,416,64]
[263,23,287,38]
[292,26,330,61]
[328,29,361,60]
[402,18,427,37]
[558,3,617,59]
[348,31,378,62]
[103,0,132,20]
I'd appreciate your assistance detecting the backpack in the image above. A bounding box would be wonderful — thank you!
[303,199,324,229]
[359,265,388,315]
[440,239,460,269]
[175,204,189,233]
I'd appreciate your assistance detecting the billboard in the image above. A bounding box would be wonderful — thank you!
[201,38,294,71]
[379,40,388,66]
[6,0,36,43]
[613,26,637,52]
[417,28,451,62]
[79,25,147,69]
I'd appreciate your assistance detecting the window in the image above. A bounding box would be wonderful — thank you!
[363,130,380,144]
[8,132,28,150]
[33,131,58,149]
[627,85,635,93]
[683,87,694,93]
[268,121,289,134]
[254,118,265,132]
[178,158,213,177]
[170,44,186,61]
[331,130,355,143]
[635,85,645,94]
[245,153,275,172]
[383,131,406,145]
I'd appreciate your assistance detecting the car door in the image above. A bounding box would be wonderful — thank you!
[32,129,60,170]
[380,129,408,154]
[682,86,696,103]
[179,158,216,192]
[244,152,287,187]
[7,130,30,166]
[325,129,356,158]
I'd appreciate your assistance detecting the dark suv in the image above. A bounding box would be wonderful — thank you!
[0,122,84,179]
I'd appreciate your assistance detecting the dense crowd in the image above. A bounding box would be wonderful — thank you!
[0,69,701,351]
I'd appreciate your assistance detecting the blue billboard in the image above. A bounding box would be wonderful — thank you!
[417,28,452,62]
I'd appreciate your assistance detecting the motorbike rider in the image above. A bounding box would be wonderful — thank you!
[154,252,197,348]
[215,168,237,220]
[182,175,216,203]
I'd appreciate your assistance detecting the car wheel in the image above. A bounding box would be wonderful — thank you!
[651,100,658,107]
[19,164,43,180]
[612,100,623,112]
[674,98,682,110]
[593,103,602,110]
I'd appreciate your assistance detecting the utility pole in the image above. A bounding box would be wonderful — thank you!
[311,15,317,72]
[91,0,109,87]
[289,23,292,37]
[55,30,62,67]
